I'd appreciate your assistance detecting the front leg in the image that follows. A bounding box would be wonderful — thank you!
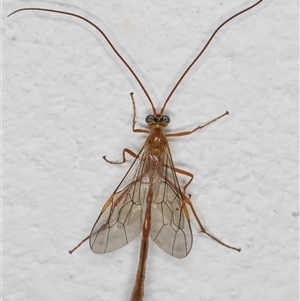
[103,93,151,164]
[166,111,229,137]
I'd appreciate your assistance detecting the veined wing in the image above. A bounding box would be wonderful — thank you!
[89,147,148,254]
[89,143,193,258]
[150,146,193,258]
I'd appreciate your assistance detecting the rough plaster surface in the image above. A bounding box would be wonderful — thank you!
[3,1,298,301]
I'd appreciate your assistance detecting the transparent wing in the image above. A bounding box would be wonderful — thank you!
[150,147,193,258]
[89,147,148,254]
[89,144,193,258]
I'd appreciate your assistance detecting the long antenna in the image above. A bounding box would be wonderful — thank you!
[8,1,264,115]
[160,0,264,114]
[7,8,157,114]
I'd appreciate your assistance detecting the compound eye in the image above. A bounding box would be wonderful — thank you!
[145,115,155,123]
[162,115,170,123]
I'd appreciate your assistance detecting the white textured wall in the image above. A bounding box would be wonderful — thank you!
[3,1,298,300]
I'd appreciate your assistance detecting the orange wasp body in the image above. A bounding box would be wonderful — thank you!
[89,99,231,301]
[8,1,264,300]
